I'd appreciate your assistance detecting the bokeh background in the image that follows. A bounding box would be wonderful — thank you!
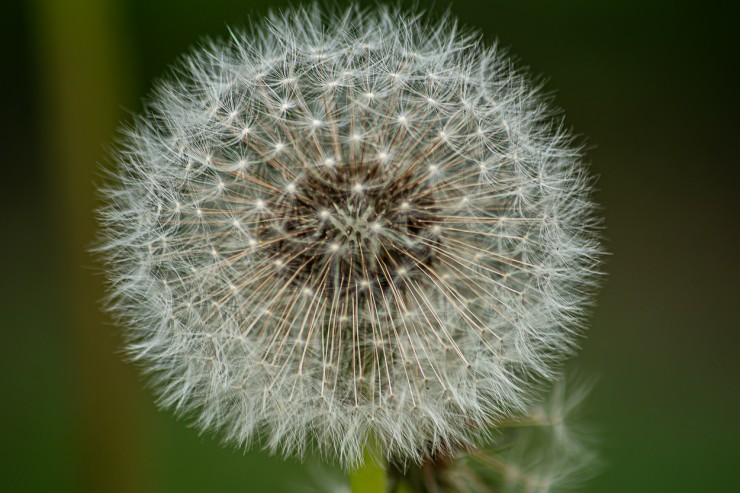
[3,0,738,491]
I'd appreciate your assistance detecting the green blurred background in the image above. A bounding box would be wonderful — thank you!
[3,0,738,491]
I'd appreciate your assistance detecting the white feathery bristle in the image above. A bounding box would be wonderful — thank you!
[96,4,602,468]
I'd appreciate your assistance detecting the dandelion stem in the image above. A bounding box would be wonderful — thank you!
[349,441,386,493]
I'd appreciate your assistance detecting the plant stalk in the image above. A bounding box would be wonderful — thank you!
[349,440,387,493]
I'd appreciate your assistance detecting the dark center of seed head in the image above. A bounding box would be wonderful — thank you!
[270,161,440,299]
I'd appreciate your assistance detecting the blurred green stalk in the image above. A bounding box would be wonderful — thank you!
[32,0,150,491]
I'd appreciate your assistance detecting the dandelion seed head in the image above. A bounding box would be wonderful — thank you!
[97,5,602,468]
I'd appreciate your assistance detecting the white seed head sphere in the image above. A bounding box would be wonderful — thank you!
[98,6,602,467]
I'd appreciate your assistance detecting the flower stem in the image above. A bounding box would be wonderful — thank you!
[349,441,386,493]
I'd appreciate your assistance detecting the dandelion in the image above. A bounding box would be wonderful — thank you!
[388,377,601,493]
[97,5,602,470]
